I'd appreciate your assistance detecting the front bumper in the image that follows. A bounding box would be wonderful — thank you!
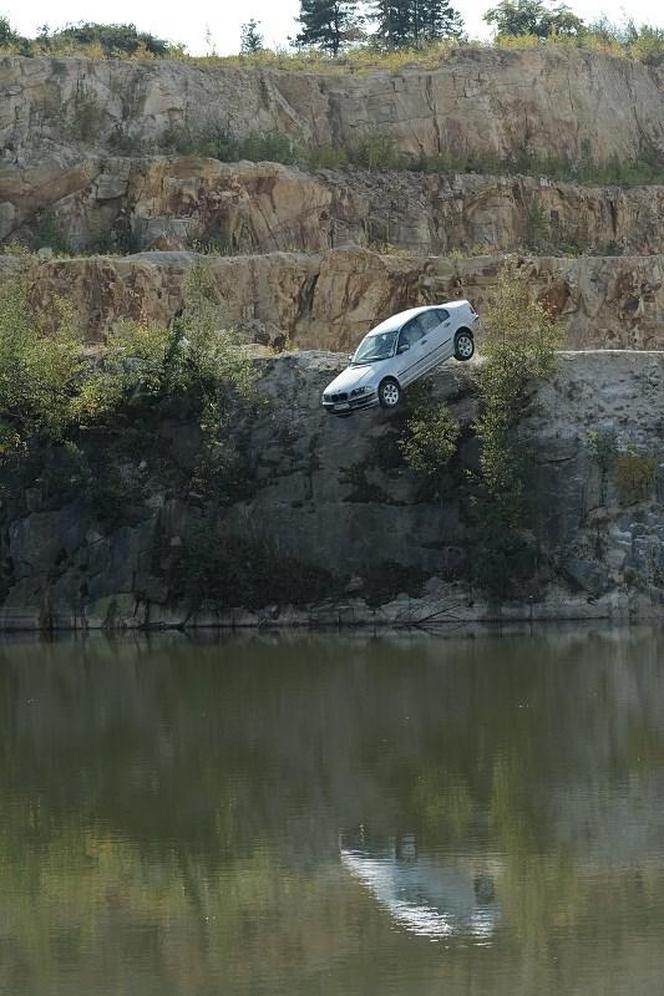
[321,391,378,415]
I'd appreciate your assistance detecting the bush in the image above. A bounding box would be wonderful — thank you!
[613,451,657,503]
[348,132,404,171]
[400,403,461,477]
[160,123,298,166]
[0,261,255,458]
[0,271,84,453]
[474,263,563,522]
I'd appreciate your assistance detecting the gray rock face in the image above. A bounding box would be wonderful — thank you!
[0,350,664,629]
[1,49,663,165]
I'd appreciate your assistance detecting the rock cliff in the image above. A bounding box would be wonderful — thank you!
[1,49,664,627]
[2,49,663,165]
[3,156,664,255]
[8,247,664,350]
[1,350,664,630]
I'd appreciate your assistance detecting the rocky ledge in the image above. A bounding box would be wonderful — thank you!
[3,246,664,351]
[2,349,664,631]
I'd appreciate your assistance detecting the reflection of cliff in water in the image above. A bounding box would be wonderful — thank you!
[340,832,499,941]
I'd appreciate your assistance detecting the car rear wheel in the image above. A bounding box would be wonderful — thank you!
[454,330,475,361]
[378,378,402,409]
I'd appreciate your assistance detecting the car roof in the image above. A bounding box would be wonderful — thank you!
[367,301,469,337]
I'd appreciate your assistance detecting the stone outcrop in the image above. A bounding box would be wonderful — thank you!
[1,49,663,166]
[2,350,664,629]
[3,155,664,256]
[11,247,664,351]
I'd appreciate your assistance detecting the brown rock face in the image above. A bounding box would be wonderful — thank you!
[13,247,664,351]
[3,156,664,256]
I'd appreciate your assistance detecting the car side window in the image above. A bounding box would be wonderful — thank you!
[432,308,450,325]
[399,317,425,349]
[419,310,443,334]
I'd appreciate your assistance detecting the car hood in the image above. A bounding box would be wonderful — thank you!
[324,363,381,394]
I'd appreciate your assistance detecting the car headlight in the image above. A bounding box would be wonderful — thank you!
[351,386,369,396]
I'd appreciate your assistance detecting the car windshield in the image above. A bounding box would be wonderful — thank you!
[351,330,398,365]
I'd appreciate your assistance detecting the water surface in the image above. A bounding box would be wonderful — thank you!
[1,627,664,995]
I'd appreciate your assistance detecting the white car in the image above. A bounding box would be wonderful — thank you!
[321,301,479,415]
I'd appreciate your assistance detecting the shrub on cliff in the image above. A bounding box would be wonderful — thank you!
[400,402,461,478]
[474,263,563,523]
[0,270,83,454]
[0,261,254,458]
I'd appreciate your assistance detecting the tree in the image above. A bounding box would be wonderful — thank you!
[371,0,463,48]
[483,0,584,38]
[240,19,264,53]
[0,15,19,45]
[294,0,362,56]
[371,0,415,48]
[417,0,464,42]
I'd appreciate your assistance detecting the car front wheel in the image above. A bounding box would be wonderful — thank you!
[378,378,402,409]
[454,330,475,361]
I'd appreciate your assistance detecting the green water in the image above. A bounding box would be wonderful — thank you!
[1,627,664,995]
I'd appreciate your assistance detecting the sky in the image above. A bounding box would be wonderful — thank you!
[2,0,663,56]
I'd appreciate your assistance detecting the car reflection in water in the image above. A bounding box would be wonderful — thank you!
[340,831,499,941]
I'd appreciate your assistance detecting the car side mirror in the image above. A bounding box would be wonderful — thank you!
[397,343,410,354]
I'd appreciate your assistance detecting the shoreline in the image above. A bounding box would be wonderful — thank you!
[1,585,661,632]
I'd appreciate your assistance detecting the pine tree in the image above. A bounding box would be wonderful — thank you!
[294,0,362,56]
[372,0,463,47]
[418,0,464,41]
[371,0,413,49]
[240,19,264,53]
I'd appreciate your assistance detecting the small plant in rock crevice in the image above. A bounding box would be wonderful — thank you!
[612,450,658,504]
[399,402,461,479]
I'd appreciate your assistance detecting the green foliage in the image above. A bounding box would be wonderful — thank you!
[0,15,19,45]
[307,144,349,170]
[612,451,658,504]
[38,22,177,57]
[474,264,563,523]
[484,0,585,38]
[372,0,463,49]
[586,427,618,476]
[293,0,364,56]
[0,272,84,453]
[161,122,298,166]
[240,19,264,54]
[0,262,255,459]
[161,115,663,190]
[399,402,461,477]
[348,131,404,170]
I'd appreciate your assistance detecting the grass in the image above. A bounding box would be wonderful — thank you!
[148,117,664,188]
[2,30,664,70]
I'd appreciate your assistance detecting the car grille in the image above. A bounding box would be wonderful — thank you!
[324,392,348,402]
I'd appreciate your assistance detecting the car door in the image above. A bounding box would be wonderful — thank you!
[393,316,430,385]
[417,308,454,374]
